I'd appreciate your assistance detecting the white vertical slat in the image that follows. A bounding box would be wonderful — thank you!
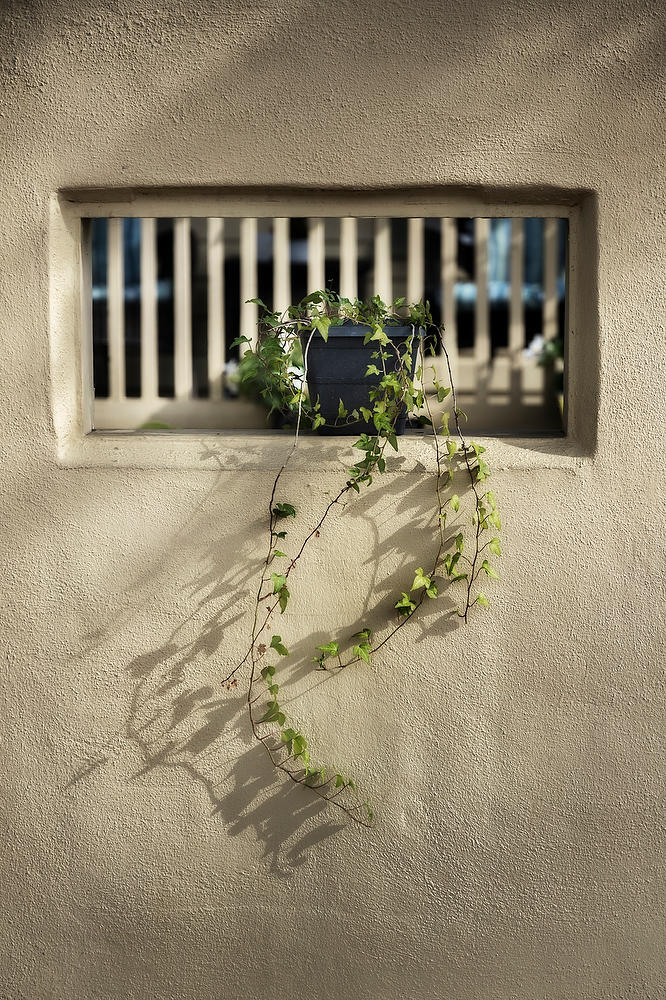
[474,217,490,365]
[107,217,125,401]
[441,218,458,366]
[339,217,357,300]
[307,218,325,293]
[140,218,158,400]
[240,216,258,350]
[174,217,193,399]
[207,217,225,399]
[373,217,392,303]
[272,217,290,315]
[543,217,559,342]
[407,217,424,304]
[509,217,525,358]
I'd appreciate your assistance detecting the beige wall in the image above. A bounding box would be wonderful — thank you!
[1,2,665,998]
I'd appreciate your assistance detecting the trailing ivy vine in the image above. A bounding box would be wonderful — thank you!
[224,291,502,826]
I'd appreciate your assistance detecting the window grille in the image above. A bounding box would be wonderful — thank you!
[87,215,567,433]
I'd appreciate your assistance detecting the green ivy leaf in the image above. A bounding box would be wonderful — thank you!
[481,559,500,579]
[229,335,252,349]
[352,434,372,452]
[270,634,289,656]
[370,327,390,346]
[411,567,431,591]
[271,573,287,594]
[489,537,501,556]
[476,592,490,607]
[450,494,460,512]
[315,641,340,657]
[272,549,287,558]
[353,643,371,664]
[279,585,290,613]
[395,592,416,615]
[272,503,296,519]
[476,459,491,481]
[455,533,464,553]
[260,664,276,680]
[313,316,331,341]
[437,385,451,402]
[338,398,348,419]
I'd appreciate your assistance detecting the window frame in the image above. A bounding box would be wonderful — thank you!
[49,187,598,472]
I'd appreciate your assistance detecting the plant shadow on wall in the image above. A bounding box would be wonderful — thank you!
[124,643,347,877]
[84,292,502,873]
[122,500,348,876]
[69,505,345,877]
[118,471,460,876]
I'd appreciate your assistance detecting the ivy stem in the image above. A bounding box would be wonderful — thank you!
[439,338,485,622]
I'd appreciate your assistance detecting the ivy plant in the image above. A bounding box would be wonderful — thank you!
[224,290,502,827]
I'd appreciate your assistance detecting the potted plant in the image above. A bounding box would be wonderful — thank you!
[233,290,431,435]
[227,290,502,826]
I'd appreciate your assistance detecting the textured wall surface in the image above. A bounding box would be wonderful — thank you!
[1,2,665,998]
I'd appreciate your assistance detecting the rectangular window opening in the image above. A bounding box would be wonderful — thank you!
[84,212,568,436]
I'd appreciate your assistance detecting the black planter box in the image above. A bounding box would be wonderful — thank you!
[301,324,421,436]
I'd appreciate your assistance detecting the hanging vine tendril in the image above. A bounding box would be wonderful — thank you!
[224,291,502,826]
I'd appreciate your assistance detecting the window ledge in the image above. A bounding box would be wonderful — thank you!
[58,430,592,473]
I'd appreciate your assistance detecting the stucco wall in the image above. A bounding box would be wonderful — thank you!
[1,2,665,998]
